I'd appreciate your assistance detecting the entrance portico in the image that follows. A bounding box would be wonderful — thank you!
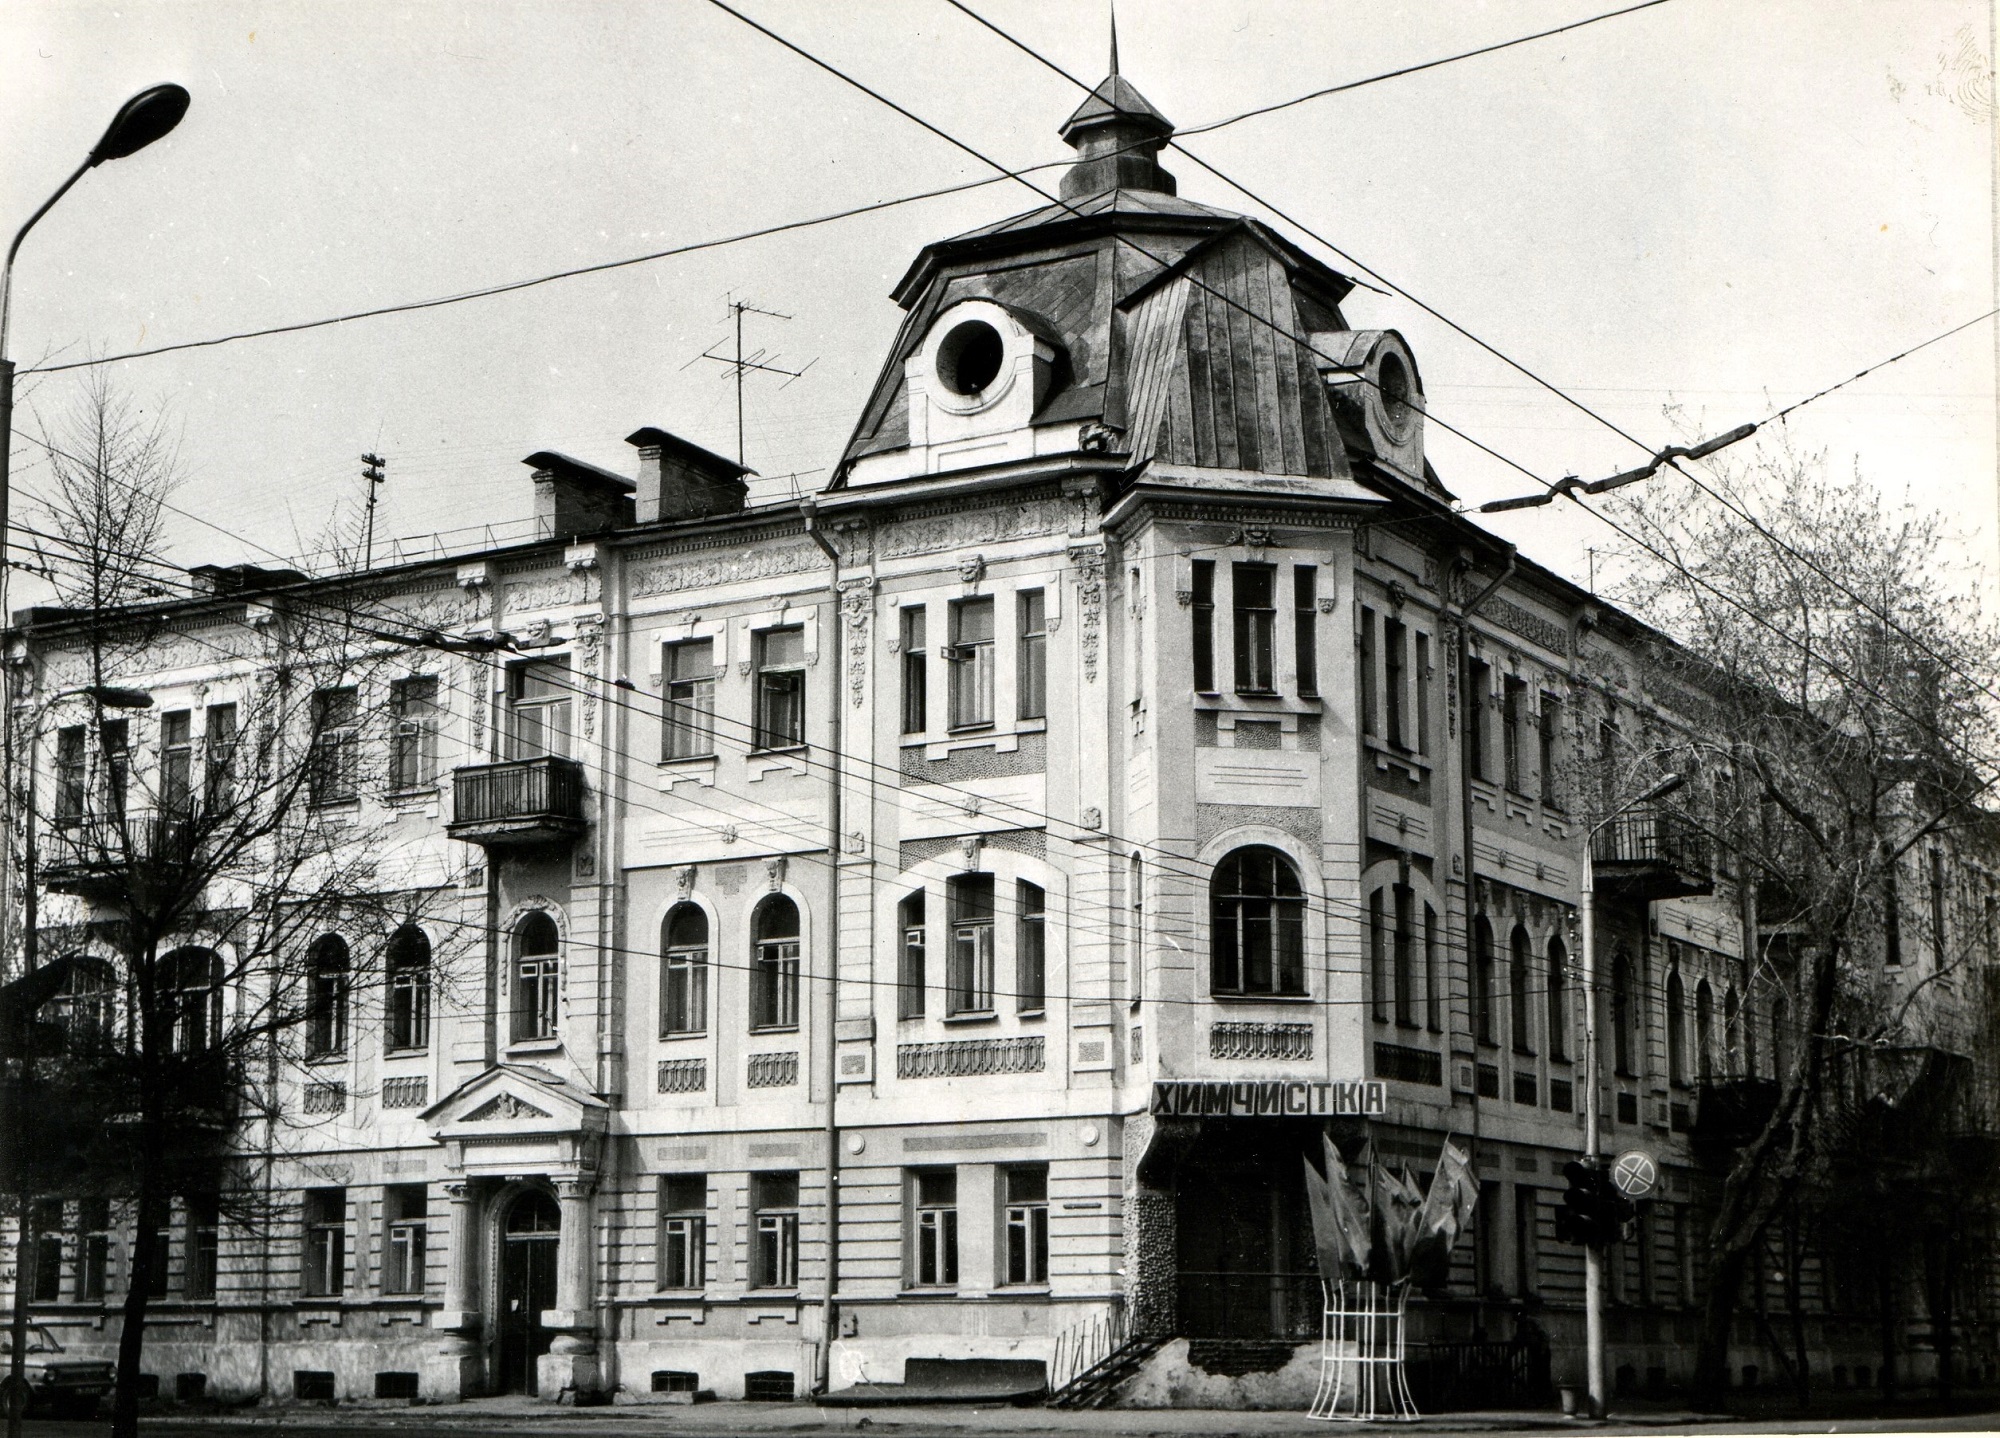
[420,1064,610,1401]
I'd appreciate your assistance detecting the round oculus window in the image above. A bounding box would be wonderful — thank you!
[936,319,1006,397]
[1377,350,1416,440]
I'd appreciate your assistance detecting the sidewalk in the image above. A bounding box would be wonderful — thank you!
[138,1394,1737,1435]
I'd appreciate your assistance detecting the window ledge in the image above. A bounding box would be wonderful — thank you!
[749,1025,800,1037]
[749,745,808,759]
[659,753,719,767]
[304,1050,347,1066]
[507,1038,563,1056]
[1016,1007,1046,1021]
[941,1010,999,1026]
[659,1030,708,1043]
[946,722,996,738]
[386,786,439,804]
[1209,991,1315,1004]
[381,1047,429,1061]
[898,1288,962,1299]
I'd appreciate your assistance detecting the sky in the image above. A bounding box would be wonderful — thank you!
[0,0,1992,602]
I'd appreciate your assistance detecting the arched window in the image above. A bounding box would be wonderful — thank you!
[1509,925,1535,1055]
[1473,914,1496,1045]
[307,936,349,1057]
[1209,847,1306,996]
[1723,987,1741,1079]
[1546,935,1568,1062]
[513,912,560,1043]
[662,904,709,1036]
[1666,970,1688,1086]
[163,947,222,1055]
[386,926,431,1051]
[751,896,801,1030]
[51,956,115,1050]
[1695,979,1715,1083]
[1611,950,1635,1076]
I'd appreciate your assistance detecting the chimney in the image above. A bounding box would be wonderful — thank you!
[625,428,751,523]
[522,452,638,540]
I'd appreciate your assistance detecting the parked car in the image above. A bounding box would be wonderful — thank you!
[0,1323,115,1418]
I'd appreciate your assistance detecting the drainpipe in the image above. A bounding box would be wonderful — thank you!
[1453,543,1514,1328]
[800,496,841,1397]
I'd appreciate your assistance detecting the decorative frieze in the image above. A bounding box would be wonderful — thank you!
[303,1081,347,1115]
[380,1076,428,1110]
[1210,1022,1314,1061]
[746,1052,799,1089]
[657,1058,707,1095]
[897,1035,1045,1079]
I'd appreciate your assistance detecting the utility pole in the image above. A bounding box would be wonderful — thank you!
[688,297,813,468]
[360,453,386,571]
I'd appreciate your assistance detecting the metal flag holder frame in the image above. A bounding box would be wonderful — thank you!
[1308,1276,1419,1422]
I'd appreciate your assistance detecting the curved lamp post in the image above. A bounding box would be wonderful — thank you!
[1579,769,1685,1419]
[0,83,191,616]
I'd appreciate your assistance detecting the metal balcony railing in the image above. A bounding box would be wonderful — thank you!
[447,756,587,845]
[1590,805,1713,901]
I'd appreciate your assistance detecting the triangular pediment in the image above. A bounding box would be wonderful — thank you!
[421,1062,609,1143]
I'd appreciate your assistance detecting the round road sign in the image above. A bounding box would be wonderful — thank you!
[1611,1149,1658,1199]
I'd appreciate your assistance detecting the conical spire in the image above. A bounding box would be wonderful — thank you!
[1059,9,1176,201]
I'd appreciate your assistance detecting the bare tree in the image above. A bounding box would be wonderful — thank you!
[7,380,466,1437]
[1602,439,2000,1409]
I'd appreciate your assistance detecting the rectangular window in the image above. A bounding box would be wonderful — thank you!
[947,597,995,729]
[143,1198,172,1298]
[1368,889,1387,1021]
[1393,883,1415,1026]
[382,1186,426,1296]
[663,640,716,760]
[1414,632,1432,756]
[663,927,708,1037]
[204,703,239,811]
[947,874,995,1015]
[1359,606,1378,736]
[1018,589,1047,720]
[750,1173,799,1289]
[77,1199,109,1301]
[160,710,193,814]
[54,726,86,829]
[1885,860,1903,967]
[388,677,440,790]
[752,919,801,1031]
[308,687,360,806]
[101,718,131,819]
[1191,560,1216,693]
[1232,564,1276,693]
[1293,567,1318,697]
[898,891,926,1020]
[754,627,806,751]
[913,1169,959,1288]
[1503,676,1528,793]
[187,1196,220,1300]
[1016,881,1046,1012]
[659,1176,707,1291]
[900,608,928,734]
[1004,1166,1050,1286]
[1539,692,1564,808]
[1385,618,1407,748]
[303,1188,345,1297]
[1930,847,1949,967]
[29,1202,62,1303]
[1466,659,1492,782]
[1424,903,1441,1032]
[508,659,573,760]
[1514,1186,1539,1298]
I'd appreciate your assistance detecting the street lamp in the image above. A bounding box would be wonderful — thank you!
[4,685,151,1435]
[1578,769,1684,1420]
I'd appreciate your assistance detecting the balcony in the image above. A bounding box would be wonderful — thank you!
[1590,805,1713,902]
[42,812,202,900]
[447,756,587,848]
[1689,1075,1781,1158]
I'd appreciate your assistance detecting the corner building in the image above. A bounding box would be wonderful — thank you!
[10,60,1997,1409]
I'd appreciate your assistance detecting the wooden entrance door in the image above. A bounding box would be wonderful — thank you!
[497,1190,560,1394]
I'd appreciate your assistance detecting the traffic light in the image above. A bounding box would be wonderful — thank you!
[1555,1159,1637,1247]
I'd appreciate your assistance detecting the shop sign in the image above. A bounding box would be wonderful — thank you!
[1150,1079,1387,1118]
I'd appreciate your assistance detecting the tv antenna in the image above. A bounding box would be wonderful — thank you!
[686,296,815,466]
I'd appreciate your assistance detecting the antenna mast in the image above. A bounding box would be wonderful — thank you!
[361,453,386,570]
[689,297,814,467]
